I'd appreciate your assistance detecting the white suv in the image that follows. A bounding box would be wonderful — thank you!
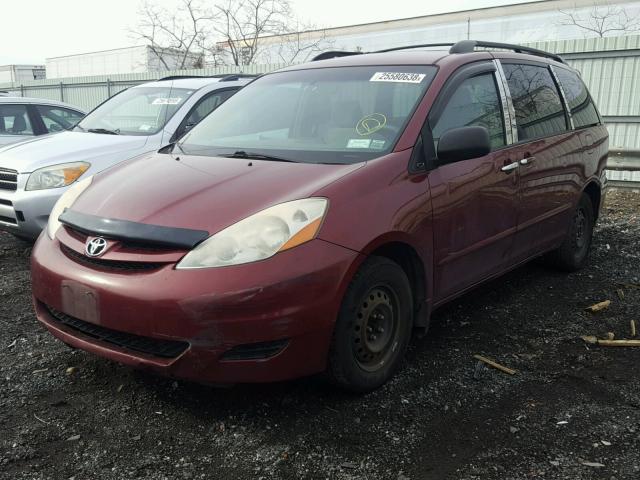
[0,75,254,238]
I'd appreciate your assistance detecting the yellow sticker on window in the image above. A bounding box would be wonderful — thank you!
[356,113,387,136]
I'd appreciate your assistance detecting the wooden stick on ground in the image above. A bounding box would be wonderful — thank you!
[631,320,637,338]
[473,355,517,375]
[582,336,640,347]
[586,300,611,313]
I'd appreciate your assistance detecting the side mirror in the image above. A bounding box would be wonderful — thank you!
[437,126,491,164]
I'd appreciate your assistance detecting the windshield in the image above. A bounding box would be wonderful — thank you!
[77,85,195,136]
[179,66,437,164]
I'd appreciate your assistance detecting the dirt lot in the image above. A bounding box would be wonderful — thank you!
[1,190,639,480]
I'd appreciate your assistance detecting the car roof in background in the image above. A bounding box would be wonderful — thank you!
[134,75,257,90]
[0,96,86,112]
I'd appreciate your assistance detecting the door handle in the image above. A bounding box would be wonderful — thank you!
[520,156,535,165]
[501,162,519,172]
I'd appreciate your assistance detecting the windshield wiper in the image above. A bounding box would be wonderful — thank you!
[88,128,120,135]
[220,150,296,163]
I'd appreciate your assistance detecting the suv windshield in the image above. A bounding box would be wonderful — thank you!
[179,66,437,164]
[76,85,194,136]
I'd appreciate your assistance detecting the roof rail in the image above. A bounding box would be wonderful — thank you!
[449,40,565,64]
[157,74,257,82]
[374,43,455,54]
[312,51,362,61]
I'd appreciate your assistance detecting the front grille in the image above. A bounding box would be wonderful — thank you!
[0,215,17,225]
[45,305,189,358]
[221,339,289,361]
[0,168,17,191]
[60,244,166,271]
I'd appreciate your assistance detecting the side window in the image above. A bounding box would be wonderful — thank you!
[554,67,600,129]
[431,73,506,151]
[502,64,567,141]
[0,104,34,135]
[182,89,236,132]
[36,106,84,133]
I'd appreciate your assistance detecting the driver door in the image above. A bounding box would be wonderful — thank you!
[426,63,520,301]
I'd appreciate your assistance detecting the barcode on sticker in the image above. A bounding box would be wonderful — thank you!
[370,72,426,83]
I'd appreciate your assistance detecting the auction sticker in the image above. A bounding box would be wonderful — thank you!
[370,72,426,83]
[152,97,183,105]
[347,138,372,149]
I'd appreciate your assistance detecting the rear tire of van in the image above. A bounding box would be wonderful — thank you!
[326,256,413,393]
[547,193,595,272]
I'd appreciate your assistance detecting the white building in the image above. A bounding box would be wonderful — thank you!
[45,45,203,79]
[0,65,46,83]
[252,0,640,64]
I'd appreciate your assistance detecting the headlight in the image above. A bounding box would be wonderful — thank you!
[176,198,328,269]
[47,176,93,240]
[26,162,90,191]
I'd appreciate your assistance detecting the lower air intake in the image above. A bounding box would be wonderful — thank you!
[45,304,189,359]
[221,339,289,361]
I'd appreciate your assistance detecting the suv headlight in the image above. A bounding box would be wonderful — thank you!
[26,162,90,191]
[176,198,328,269]
[47,176,93,240]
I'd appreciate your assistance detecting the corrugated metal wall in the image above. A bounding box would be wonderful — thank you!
[0,64,285,111]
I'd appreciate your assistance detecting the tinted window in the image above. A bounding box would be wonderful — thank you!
[0,104,33,135]
[180,66,437,164]
[183,89,236,129]
[431,73,505,150]
[554,67,600,129]
[503,64,567,141]
[36,106,84,132]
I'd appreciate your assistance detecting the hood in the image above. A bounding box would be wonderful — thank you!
[71,152,364,234]
[0,131,149,173]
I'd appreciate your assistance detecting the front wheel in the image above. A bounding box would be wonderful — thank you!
[326,257,413,393]
[547,193,595,272]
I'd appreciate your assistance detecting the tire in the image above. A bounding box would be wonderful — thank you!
[326,256,413,393]
[547,193,595,272]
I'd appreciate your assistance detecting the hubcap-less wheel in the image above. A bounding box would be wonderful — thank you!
[353,287,399,372]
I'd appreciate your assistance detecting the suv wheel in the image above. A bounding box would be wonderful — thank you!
[547,193,595,272]
[327,257,412,392]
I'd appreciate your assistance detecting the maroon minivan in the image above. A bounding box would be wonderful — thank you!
[31,41,608,392]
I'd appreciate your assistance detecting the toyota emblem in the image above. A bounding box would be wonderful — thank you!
[85,237,108,257]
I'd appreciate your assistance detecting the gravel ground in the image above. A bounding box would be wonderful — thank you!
[1,190,639,480]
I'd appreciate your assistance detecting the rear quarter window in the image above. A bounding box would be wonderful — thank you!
[554,67,600,129]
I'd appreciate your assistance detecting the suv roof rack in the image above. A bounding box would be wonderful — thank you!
[312,40,564,64]
[157,74,257,82]
[449,40,565,64]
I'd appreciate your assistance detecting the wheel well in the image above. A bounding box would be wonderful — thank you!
[370,242,427,326]
[583,182,602,220]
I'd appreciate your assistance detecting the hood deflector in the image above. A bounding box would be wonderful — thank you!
[58,209,209,249]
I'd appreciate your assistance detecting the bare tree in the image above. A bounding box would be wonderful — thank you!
[132,0,212,70]
[212,0,292,66]
[273,22,335,65]
[559,3,640,37]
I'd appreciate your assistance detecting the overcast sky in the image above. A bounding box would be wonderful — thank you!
[0,0,537,65]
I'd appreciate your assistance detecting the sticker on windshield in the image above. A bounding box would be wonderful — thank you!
[139,124,152,131]
[347,139,372,149]
[356,113,387,136]
[370,72,426,83]
[370,139,386,150]
[152,97,183,105]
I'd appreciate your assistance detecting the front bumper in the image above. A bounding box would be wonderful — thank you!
[31,233,361,384]
[0,180,65,239]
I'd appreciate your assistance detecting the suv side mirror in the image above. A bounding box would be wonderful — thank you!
[437,126,491,164]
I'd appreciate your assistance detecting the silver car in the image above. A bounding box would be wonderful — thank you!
[0,75,253,239]
[0,97,85,146]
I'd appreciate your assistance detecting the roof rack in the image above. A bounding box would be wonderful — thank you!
[311,51,362,61]
[311,40,564,64]
[450,40,564,63]
[157,74,257,82]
